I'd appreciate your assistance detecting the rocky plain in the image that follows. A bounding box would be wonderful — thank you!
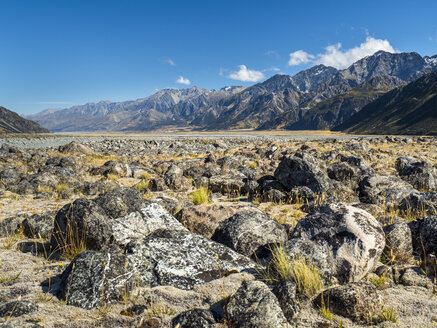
[0,133,436,328]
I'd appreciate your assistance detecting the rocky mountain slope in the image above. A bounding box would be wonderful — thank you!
[334,70,437,135]
[27,87,245,132]
[28,51,437,132]
[0,106,50,134]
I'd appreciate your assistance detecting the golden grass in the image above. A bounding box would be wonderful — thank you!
[189,186,211,205]
[55,184,69,193]
[37,185,53,194]
[260,245,323,298]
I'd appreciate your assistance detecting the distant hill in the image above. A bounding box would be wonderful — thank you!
[0,106,50,134]
[334,70,437,135]
[27,51,437,133]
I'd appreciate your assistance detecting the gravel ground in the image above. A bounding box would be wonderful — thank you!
[0,133,381,150]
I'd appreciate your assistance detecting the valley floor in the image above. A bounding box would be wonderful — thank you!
[0,134,436,327]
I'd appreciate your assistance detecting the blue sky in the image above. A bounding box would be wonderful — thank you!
[1,0,437,114]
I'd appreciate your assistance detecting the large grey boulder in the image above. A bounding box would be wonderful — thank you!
[287,203,385,284]
[274,156,331,193]
[126,229,257,290]
[95,187,147,219]
[111,203,186,247]
[226,280,290,328]
[358,174,415,205]
[51,188,184,251]
[395,156,435,176]
[57,250,137,309]
[211,211,287,258]
[327,161,361,189]
[51,198,111,251]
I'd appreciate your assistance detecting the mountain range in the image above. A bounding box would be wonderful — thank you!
[335,69,437,135]
[26,51,437,133]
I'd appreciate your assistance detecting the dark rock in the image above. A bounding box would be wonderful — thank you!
[274,156,331,193]
[327,162,360,187]
[383,222,413,263]
[289,186,316,203]
[149,178,168,191]
[51,198,111,251]
[409,216,437,257]
[211,211,287,258]
[0,300,38,318]
[358,174,415,205]
[22,212,54,239]
[271,280,301,320]
[95,187,147,219]
[226,280,290,328]
[288,203,385,284]
[172,309,217,328]
[314,283,382,323]
[57,250,137,309]
[395,156,435,176]
[0,167,22,187]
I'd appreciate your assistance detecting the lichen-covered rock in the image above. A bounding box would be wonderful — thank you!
[286,239,336,285]
[0,300,38,318]
[22,212,54,239]
[126,229,257,290]
[409,216,437,257]
[51,198,111,251]
[226,280,290,328]
[314,283,383,323]
[358,174,415,205]
[51,197,183,251]
[211,211,287,258]
[112,203,187,247]
[274,156,331,193]
[172,309,217,328]
[57,250,137,309]
[95,187,147,219]
[395,156,435,177]
[399,191,437,217]
[208,175,245,194]
[288,203,385,284]
[383,222,413,262]
[271,280,301,320]
[327,161,360,187]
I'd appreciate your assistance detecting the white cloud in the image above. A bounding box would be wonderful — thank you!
[165,58,176,66]
[287,36,397,69]
[176,76,191,85]
[228,65,265,82]
[288,50,314,66]
[316,37,397,69]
